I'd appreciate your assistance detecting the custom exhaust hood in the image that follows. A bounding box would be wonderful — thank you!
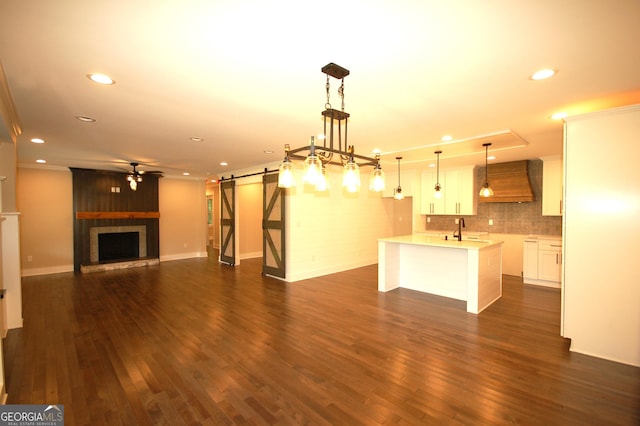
[479,160,535,203]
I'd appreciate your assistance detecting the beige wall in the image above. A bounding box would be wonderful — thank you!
[237,182,262,259]
[17,167,74,275]
[0,142,17,212]
[17,167,209,275]
[158,177,207,261]
[205,182,220,249]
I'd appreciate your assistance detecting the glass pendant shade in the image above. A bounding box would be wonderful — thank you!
[434,183,442,199]
[394,186,404,200]
[278,158,295,188]
[129,179,137,191]
[303,154,322,185]
[479,183,494,197]
[369,167,385,192]
[315,166,329,191]
[343,161,360,193]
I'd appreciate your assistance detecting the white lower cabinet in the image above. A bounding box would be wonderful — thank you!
[421,166,476,215]
[523,237,562,287]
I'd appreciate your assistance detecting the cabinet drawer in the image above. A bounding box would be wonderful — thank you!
[538,239,562,250]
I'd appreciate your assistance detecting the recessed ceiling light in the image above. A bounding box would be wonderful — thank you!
[220,162,228,166]
[530,68,557,80]
[87,73,115,85]
[36,159,46,164]
[183,172,190,176]
[30,138,45,144]
[487,155,496,161]
[76,115,96,122]
[428,163,436,168]
[550,111,568,120]
[441,135,452,141]
[190,137,203,142]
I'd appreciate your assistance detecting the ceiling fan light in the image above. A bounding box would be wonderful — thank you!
[129,179,137,191]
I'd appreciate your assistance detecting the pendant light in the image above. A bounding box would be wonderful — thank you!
[342,145,360,193]
[369,153,385,192]
[277,144,295,188]
[433,150,443,199]
[394,156,404,200]
[479,142,494,197]
[303,136,323,186]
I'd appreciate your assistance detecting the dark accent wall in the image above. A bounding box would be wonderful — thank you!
[71,168,160,271]
[424,160,562,235]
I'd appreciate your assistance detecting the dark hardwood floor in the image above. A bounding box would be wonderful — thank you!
[4,252,639,425]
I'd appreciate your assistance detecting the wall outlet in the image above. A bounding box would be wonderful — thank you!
[454,218,459,224]
[27,255,33,262]
[489,219,494,226]
[427,217,431,223]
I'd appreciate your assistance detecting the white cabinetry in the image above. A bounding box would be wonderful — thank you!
[420,170,445,214]
[522,239,538,281]
[383,169,416,198]
[420,166,476,215]
[541,156,563,216]
[522,236,562,287]
[538,239,562,282]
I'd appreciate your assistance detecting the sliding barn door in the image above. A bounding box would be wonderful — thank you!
[219,179,236,265]
[262,173,285,278]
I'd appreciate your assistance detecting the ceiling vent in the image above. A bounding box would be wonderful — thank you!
[479,160,535,203]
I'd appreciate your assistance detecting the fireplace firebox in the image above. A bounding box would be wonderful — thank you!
[98,232,140,262]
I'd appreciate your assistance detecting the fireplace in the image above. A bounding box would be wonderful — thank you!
[99,232,140,262]
[89,225,147,263]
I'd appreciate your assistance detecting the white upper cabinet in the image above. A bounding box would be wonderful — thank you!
[383,169,416,198]
[421,166,476,215]
[444,166,476,215]
[541,156,563,216]
[420,169,445,214]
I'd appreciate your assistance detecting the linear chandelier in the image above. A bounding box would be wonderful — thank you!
[278,63,384,193]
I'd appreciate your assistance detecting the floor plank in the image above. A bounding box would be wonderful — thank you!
[4,253,639,425]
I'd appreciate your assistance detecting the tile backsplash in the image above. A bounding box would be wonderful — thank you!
[423,160,562,236]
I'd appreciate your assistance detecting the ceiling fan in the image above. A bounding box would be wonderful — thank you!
[126,162,162,191]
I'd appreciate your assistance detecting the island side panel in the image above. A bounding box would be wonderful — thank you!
[378,240,400,292]
[475,243,503,313]
[398,243,468,301]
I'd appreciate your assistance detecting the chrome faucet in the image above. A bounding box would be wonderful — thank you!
[453,217,465,241]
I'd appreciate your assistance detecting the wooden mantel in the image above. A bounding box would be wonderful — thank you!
[76,211,160,220]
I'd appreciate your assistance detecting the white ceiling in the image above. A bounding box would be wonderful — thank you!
[1,0,639,179]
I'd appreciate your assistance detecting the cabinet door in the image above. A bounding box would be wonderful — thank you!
[420,170,444,214]
[523,240,538,280]
[542,157,563,216]
[443,167,476,215]
[538,249,562,282]
[384,170,415,198]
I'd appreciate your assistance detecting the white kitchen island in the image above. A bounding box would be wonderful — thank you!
[378,235,503,314]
